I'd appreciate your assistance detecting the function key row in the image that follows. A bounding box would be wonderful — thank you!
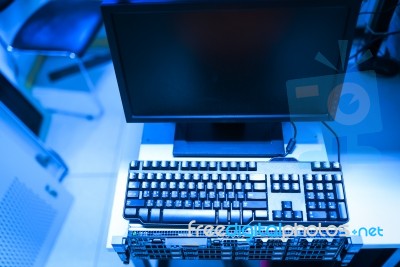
[129,172,265,182]
[311,161,341,171]
[130,160,257,171]
[303,174,342,182]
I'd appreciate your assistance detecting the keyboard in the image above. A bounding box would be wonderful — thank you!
[123,160,349,226]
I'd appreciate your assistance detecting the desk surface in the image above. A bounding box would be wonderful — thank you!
[106,122,400,249]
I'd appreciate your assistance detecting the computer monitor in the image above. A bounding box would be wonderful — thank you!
[102,0,362,157]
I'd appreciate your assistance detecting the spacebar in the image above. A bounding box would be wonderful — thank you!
[162,209,216,223]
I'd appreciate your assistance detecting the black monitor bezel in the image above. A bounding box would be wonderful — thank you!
[102,0,362,123]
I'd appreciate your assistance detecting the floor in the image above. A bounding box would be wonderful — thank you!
[1,41,399,267]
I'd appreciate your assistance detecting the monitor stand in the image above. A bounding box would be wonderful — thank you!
[173,122,285,157]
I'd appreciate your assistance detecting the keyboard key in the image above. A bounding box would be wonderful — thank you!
[271,174,280,181]
[233,201,240,209]
[282,183,290,191]
[141,181,149,189]
[160,182,167,189]
[180,191,188,199]
[143,191,150,198]
[316,183,323,191]
[188,182,195,190]
[126,199,145,207]
[228,192,235,199]
[209,161,217,170]
[255,210,268,219]
[306,192,315,200]
[171,191,178,199]
[247,192,267,200]
[204,200,212,208]
[127,190,139,198]
[334,174,342,181]
[335,183,345,200]
[138,208,149,221]
[308,211,327,220]
[231,210,240,223]
[209,192,216,199]
[317,192,325,200]
[184,200,192,208]
[272,183,280,192]
[291,174,299,181]
[249,174,265,181]
[161,191,169,198]
[221,173,229,182]
[179,182,186,190]
[174,200,182,208]
[169,182,176,190]
[282,201,292,210]
[217,182,224,191]
[244,183,252,191]
[239,161,247,170]
[213,201,221,209]
[219,210,228,224]
[125,208,136,216]
[325,183,333,191]
[329,211,338,220]
[130,161,140,170]
[223,201,230,209]
[162,209,216,224]
[199,191,207,199]
[317,202,326,210]
[207,182,214,190]
[194,200,202,208]
[226,182,233,190]
[253,183,266,191]
[237,192,245,199]
[292,183,300,192]
[146,199,154,208]
[281,174,289,181]
[230,161,238,170]
[165,200,173,207]
[242,210,253,224]
[283,210,292,220]
[156,200,164,207]
[242,201,267,209]
[240,174,247,181]
[328,202,336,210]
[218,192,225,199]
[314,174,323,181]
[326,192,335,200]
[304,174,313,181]
[198,182,204,190]
[150,209,160,222]
[338,202,347,220]
[128,182,140,189]
[305,183,313,191]
[293,210,303,220]
[249,162,257,170]
[190,191,198,199]
[272,210,282,220]
[152,191,160,198]
[307,201,316,209]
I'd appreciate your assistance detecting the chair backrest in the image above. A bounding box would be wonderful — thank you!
[0,0,13,12]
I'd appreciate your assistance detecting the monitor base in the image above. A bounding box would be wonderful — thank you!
[173,122,285,157]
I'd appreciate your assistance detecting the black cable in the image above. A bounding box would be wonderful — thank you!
[349,30,400,60]
[321,121,341,163]
[284,121,297,156]
[359,4,400,15]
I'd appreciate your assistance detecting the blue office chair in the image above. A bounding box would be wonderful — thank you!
[0,0,104,120]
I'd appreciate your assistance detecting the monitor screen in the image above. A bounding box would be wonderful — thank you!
[102,0,361,123]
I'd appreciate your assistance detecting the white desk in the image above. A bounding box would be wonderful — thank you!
[106,122,400,251]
